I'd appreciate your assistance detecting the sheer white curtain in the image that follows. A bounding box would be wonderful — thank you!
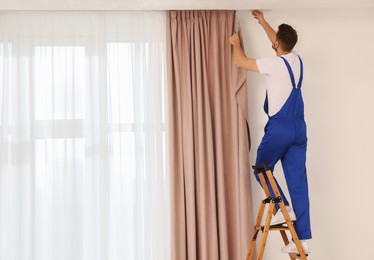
[0,11,169,260]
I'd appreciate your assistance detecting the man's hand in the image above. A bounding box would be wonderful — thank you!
[252,10,276,44]
[229,32,259,72]
[252,10,265,24]
[229,33,241,47]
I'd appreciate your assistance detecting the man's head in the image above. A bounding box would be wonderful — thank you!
[273,24,298,53]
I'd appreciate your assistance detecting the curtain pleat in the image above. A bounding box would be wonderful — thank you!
[167,10,253,260]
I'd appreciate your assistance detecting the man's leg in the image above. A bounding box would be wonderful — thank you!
[255,123,293,208]
[281,141,312,240]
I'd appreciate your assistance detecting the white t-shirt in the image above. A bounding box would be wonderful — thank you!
[256,52,302,116]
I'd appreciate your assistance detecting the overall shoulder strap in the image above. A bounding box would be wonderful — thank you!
[280,56,296,89]
[280,55,304,89]
[297,55,303,89]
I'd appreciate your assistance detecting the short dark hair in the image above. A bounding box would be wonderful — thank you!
[276,24,298,52]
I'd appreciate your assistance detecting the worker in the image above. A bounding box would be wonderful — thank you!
[229,10,312,255]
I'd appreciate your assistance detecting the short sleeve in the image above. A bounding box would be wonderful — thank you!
[256,57,278,75]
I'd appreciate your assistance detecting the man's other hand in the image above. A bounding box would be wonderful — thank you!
[229,33,240,47]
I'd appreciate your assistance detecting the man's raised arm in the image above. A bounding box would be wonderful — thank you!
[252,10,276,44]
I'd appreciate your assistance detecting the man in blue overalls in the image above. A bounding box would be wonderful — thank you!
[229,10,312,255]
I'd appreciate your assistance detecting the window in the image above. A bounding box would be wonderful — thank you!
[0,12,169,260]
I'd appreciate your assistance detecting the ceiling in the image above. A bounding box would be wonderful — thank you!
[0,0,373,10]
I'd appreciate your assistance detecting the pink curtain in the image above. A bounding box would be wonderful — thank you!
[167,10,253,260]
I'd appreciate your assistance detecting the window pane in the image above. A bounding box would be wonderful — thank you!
[34,138,85,191]
[34,46,85,120]
[107,43,135,124]
[0,43,12,125]
[33,138,85,259]
[0,43,4,124]
[108,132,136,177]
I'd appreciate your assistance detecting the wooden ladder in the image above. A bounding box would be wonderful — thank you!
[246,164,308,260]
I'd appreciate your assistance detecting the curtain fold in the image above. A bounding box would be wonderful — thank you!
[167,10,253,260]
[0,11,169,260]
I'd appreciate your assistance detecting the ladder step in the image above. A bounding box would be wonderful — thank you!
[290,253,309,259]
[255,225,290,231]
[252,163,270,171]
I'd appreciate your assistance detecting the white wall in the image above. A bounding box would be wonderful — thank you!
[0,0,249,10]
[237,8,374,260]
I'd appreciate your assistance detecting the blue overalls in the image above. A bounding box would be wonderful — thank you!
[254,55,312,240]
